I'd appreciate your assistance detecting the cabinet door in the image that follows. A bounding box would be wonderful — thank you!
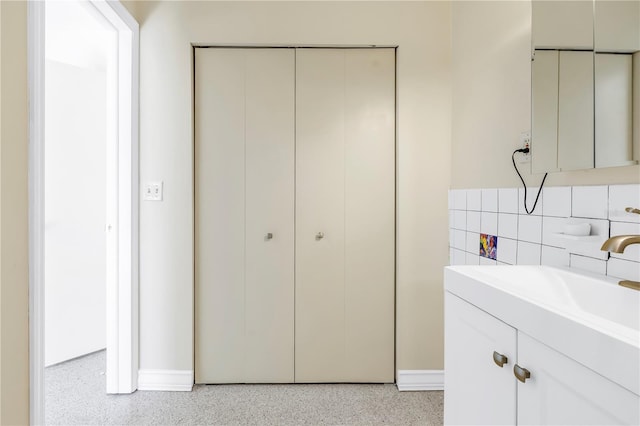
[444,293,517,425]
[557,50,594,171]
[195,48,295,383]
[517,332,640,425]
[295,48,395,382]
[532,50,559,173]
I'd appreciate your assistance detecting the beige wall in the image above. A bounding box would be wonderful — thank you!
[0,1,29,424]
[124,0,452,373]
[451,0,639,189]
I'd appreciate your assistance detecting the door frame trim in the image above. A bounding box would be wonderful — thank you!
[28,0,139,423]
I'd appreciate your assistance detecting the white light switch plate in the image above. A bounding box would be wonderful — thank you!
[143,181,163,201]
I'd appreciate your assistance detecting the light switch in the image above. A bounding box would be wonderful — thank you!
[143,181,163,201]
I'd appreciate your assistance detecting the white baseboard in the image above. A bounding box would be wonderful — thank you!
[138,369,194,391]
[397,370,444,391]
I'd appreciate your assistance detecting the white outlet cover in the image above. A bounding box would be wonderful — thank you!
[144,181,163,201]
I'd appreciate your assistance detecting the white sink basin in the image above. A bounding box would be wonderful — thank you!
[466,266,639,337]
[445,265,640,395]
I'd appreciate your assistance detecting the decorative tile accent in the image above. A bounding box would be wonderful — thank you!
[480,234,498,260]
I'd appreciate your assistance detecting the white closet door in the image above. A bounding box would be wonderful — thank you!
[295,48,395,383]
[195,48,295,383]
[244,49,295,382]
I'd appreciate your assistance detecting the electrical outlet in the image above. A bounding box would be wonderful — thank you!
[519,131,531,163]
[143,181,163,201]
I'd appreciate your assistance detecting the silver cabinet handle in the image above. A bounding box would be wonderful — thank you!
[265,233,273,241]
[315,232,324,240]
[493,351,508,368]
[514,364,531,383]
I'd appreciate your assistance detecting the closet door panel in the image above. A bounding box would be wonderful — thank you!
[195,49,246,383]
[196,48,295,383]
[344,48,395,382]
[295,49,347,382]
[244,49,295,382]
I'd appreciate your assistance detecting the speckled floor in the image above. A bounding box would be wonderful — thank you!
[46,350,443,425]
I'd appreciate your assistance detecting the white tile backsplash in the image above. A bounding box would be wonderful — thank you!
[518,215,542,244]
[497,238,517,265]
[467,189,481,211]
[452,210,467,231]
[498,213,518,239]
[570,254,607,275]
[465,252,480,265]
[572,186,608,219]
[479,256,497,265]
[467,211,481,233]
[609,184,640,223]
[607,258,640,282]
[466,232,479,255]
[541,216,567,248]
[541,245,569,267]
[480,212,498,236]
[451,248,466,265]
[452,229,466,250]
[519,187,544,216]
[517,241,541,265]
[542,186,571,218]
[609,222,640,262]
[452,189,467,211]
[498,188,518,214]
[481,189,498,212]
[449,184,640,281]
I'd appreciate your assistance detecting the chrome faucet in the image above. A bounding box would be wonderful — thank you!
[600,207,640,291]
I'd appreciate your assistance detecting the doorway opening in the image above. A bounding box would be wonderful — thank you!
[28,0,139,423]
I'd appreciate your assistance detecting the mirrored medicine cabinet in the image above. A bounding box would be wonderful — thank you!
[531,0,640,173]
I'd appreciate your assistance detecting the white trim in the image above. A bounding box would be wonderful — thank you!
[138,370,195,392]
[28,0,139,422]
[27,1,46,424]
[90,0,140,396]
[396,370,444,391]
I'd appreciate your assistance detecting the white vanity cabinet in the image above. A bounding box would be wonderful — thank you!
[444,293,516,425]
[445,290,640,425]
[517,332,638,425]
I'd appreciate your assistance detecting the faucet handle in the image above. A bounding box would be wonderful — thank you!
[625,207,640,215]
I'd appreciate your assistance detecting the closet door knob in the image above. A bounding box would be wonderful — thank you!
[315,232,324,240]
[493,351,508,368]
[514,364,531,383]
[265,233,273,241]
